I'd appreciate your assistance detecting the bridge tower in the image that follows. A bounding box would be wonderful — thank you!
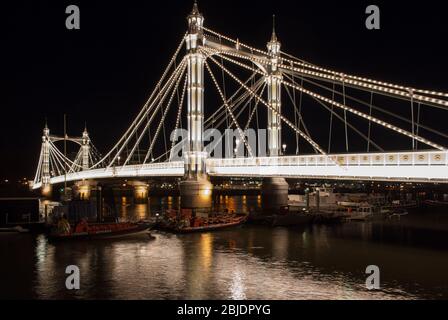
[73,126,97,200]
[179,1,213,211]
[81,126,90,170]
[261,17,289,210]
[41,124,52,196]
[266,17,282,158]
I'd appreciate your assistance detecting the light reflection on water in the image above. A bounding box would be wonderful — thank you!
[1,195,448,300]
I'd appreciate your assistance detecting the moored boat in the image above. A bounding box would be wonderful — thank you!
[175,215,247,233]
[0,226,30,234]
[156,210,248,233]
[47,220,152,241]
[388,208,409,220]
[423,199,448,208]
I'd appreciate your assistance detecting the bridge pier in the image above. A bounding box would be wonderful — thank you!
[42,184,52,198]
[73,180,97,200]
[180,178,213,211]
[261,177,289,210]
[129,181,149,204]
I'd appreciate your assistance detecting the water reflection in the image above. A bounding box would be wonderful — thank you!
[1,195,447,299]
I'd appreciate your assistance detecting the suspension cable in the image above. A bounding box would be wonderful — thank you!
[140,62,187,164]
[367,91,373,152]
[203,27,448,102]
[284,84,317,154]
[108,58,187,168]
[210,50,445,150]
[208,55,327,155]
[93,35,187,168]
[169,75,188,160]
[205,61,254,158]
[416,103,421,150]
[410,89,415,150]
[123,61,187,166]
[285,67,448,140]
[342,75,349,152]
[305,88,383,151]
[290,61,299,154]
[209,46,448,110]
[328,81,335,153]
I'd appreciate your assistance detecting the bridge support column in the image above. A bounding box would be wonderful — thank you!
[261,177,289,210]
[74,180,97,200]
[180,178,213,210]
[180,2,213,213]
[42,184,52,198]
[129,181,149,204]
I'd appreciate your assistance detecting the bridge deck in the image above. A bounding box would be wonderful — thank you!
[32,151,448,189]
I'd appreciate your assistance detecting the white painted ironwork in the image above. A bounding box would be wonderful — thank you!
[32,3,448,190]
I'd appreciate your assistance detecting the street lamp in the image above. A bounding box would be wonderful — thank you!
[118,156,121,166]
[282,144,287,154]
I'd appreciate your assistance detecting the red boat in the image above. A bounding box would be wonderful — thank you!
[157,210,248,233]
[47,220,152,241]
[176,215,248,233]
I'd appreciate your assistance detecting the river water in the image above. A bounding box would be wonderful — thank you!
[1,195,447,300]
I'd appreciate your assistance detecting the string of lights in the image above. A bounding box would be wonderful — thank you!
[207,49,446,151]
[169,75,188,160]
[204,27,448,100]
[92,35,187,168]
[142,64,188,165]
[105,58,187,169]
[204,60,255,158]
[207,55,327,155]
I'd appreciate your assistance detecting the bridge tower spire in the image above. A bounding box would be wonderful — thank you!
[41,123,52,196]
[180,1,213,210]
[262,15,289,210]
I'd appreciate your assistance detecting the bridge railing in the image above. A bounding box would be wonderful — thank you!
[206,151,448,183]
[32,161,185,189]
[207,151,448,168]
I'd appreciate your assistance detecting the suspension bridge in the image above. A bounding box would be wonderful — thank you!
[32,2,448,209]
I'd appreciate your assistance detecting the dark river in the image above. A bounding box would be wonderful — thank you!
[1,195,447,300]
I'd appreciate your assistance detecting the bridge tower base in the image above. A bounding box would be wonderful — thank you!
[261,177,289,210]
[129,181,149,204]
[42,184,52,198]
[74,180,97,200]
[179,179,213,213]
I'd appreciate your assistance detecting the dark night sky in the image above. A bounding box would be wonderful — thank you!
[3,0,448,180]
